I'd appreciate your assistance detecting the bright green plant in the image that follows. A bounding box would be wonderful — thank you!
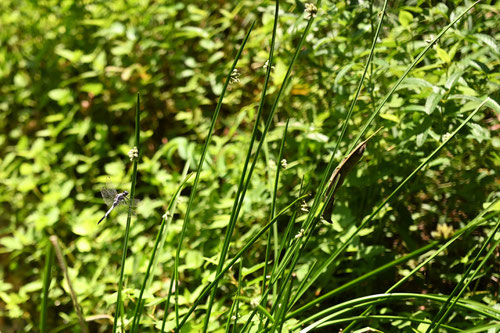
[0,0,498,332]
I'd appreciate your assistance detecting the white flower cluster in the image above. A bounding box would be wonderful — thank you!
[301,201,309,212]
[263,60,275,71]
[230,68,240,84]
[281,159,288,169]
[295,228,305,239]
[128,146,139,161]
[305,3,318,19]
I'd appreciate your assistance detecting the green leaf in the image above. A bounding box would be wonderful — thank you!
[445,71,463,90]
[474,33,499,54]
[0,236,23,251]
[55,48,83,63]
[48,88,73,105]
[399,10,413,27]
[468,123,490,143]
[81,83,103,95]
[379,112,400,123]
[416,130,428,147]
[424,92,443,115]
[434,45,451,63]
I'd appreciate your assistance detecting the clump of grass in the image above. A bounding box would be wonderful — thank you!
[102,1,497,332]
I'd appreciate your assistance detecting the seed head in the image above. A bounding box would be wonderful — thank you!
[305,3,318,19]
[281,159,288,169]
[230,68,241,84]
[128,146,139,161]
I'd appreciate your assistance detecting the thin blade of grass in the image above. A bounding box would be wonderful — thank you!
[130,171,193,333]
[225,258,243,333]
[50,236,88,333]
[171,19,256,332]
[146,162,191,290]
[40,239,54,333]
[112,92,141,333]
[261,119,289,308]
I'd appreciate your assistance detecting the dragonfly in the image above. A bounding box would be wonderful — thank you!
[98,181,140,225]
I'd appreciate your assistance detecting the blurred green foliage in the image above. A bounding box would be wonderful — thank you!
[0,0,498,331]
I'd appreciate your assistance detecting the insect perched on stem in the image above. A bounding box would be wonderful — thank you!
[98,180,140,225]
[322,128,383,223]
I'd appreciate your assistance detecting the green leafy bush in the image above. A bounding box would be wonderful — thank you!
[0,0,498,332]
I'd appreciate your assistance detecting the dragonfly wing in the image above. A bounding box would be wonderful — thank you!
[118,198,140,215]
[101,187,118,206]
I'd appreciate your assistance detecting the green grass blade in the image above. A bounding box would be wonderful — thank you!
[112,93,141,333]
[261,119,289,307]
[50,236,88,333]
[40,239,54,333]
[130,172,193,333]
[146,162,191,291]
[225,258,243,333]
[201,3,280,330]
[171,20,256,331]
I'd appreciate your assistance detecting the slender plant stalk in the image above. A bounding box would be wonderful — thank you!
[50,236,88,333]
[130,172,193,332]
[40,239,54,333]
[261,119,289,306]
[112,93,141,333]
[147,161,191,291]
[225,258,243,333]
[200,2,280,330]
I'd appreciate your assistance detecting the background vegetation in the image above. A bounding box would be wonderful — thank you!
[0,0,498,332]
